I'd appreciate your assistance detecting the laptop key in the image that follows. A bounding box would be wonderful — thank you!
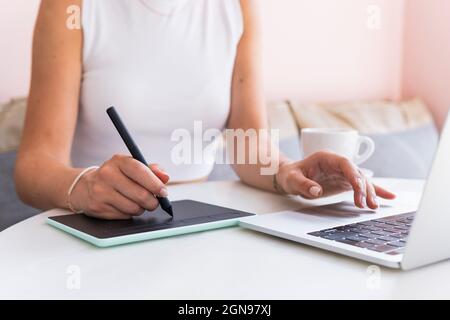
[388,241,405,248]
[358,233,377,239]
[371,231,387,236]
[337,239,360,245]
[353,242,378,250]
[361,226,382,232]
[336,226,355,230]
[364,239,387,246]
[321,234,342,240]
[378,236,399,242]
[322,232,357,240]
[345,236,367,242]
[385,221,402,226]
[382,228,398,234]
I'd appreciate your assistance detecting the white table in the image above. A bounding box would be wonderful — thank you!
[2,177,448,300]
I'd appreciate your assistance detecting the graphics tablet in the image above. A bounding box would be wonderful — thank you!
[46,200,254,247]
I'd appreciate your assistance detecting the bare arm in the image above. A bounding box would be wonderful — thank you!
[15,0,169,219]
[227,0,286,192]
[15,0,83,210]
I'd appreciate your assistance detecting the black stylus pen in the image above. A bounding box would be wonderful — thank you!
[106,106,174,218]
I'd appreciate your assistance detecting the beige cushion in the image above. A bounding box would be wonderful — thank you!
[0,98,27,153]
[0,97,435,154]
[288,99,433,134]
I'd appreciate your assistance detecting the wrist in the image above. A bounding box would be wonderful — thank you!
[272,172,286,194]
[273,160,292,194]
[68,167,97,213]
[275,159,296,194]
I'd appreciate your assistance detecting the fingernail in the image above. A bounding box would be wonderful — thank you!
[151,164,167,174]
[309,186,322,197]
[159,187,168,197]
[159,172,170,180]
[159,168,169,176]
[373,196,379,208]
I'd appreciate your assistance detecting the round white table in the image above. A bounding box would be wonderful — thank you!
[2,178,449,300]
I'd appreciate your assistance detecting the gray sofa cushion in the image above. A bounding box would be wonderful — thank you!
[362,125,438,179]
[0,151,39,231]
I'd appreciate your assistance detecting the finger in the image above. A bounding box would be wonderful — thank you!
[107,190,145,216]
[354,176,366,209]
[110,173,160,211]
[289,172,323,199]
[85,205,132,220]
[119,159,168,197]
[374,184,396,199]
[365,180,379,210]
[337,158,364,192]
[336,158,366,208]
[149,164,170,184]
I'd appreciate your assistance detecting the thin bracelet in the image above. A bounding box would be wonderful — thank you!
[67,166,99,214]
[272,173,287,195]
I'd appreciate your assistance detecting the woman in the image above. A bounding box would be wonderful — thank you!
[15,0,395,220]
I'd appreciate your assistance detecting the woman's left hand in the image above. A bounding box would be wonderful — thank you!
[276,151,396,209]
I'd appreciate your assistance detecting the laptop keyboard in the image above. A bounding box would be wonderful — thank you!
[308,212,415,255]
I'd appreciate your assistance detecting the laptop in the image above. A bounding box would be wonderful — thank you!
[239,117,450,270]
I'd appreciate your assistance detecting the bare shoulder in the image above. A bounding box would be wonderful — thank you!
[24,0,84,152]
[34,0,82,49]
[37,0,82,26]
[32,0,83,83]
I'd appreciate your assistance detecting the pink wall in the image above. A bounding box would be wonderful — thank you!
[402,0,450,130]
[3,0,450,129]
[0,0,405,105]
[261,0,405,103]
[0,0,40,103]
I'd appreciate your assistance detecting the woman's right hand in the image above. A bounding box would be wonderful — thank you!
[70,154,170,220]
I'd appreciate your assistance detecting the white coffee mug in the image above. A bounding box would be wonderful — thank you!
[301,128,375,165]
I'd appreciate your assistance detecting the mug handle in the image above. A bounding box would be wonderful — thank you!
[355,136,375,165]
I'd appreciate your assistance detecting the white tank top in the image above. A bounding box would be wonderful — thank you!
[72,0,243,182]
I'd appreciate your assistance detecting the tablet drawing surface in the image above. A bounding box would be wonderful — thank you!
[47,200,254,246]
